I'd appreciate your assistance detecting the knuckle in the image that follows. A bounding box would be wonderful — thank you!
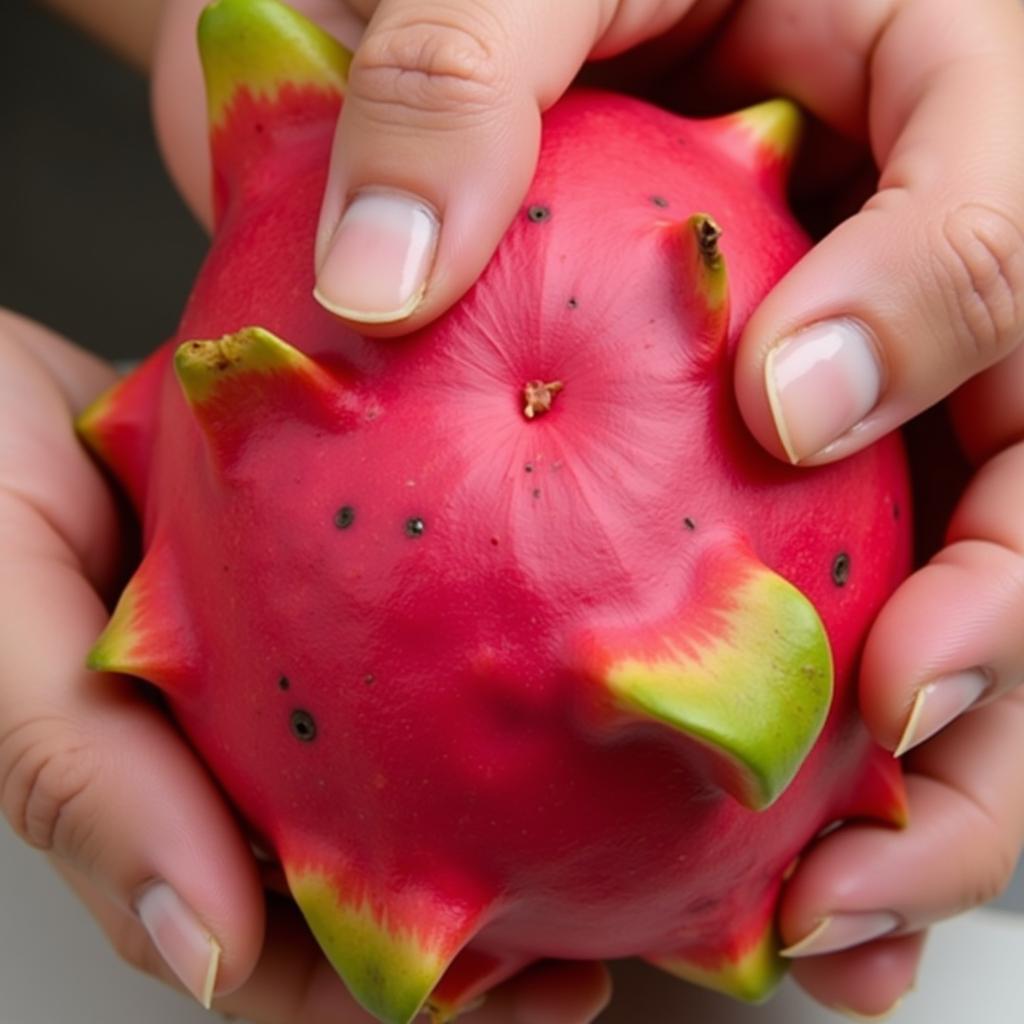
[350,17,509,127]
[936,202,1024,365]
[0,714,96,858]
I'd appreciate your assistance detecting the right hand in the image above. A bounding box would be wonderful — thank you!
[0,309,610,1022]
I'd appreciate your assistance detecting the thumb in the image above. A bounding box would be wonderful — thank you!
[0,546,266,1008]
[733,0,1024,466]
[312,0,607,332]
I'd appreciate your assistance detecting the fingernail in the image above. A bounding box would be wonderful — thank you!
[832,996,906,1021]
[135,882,222,1008]
[314,188,439,323]
[765,318,882,463]
[780,911,901,957]
[894,668,990,757]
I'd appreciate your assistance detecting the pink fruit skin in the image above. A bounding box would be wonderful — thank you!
[85,69,910,1016]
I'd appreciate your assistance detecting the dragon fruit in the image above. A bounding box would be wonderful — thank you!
[79,0,911,1020]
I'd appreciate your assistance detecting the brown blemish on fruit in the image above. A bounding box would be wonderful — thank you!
[694,215,723,270]
[184,336,240,372]
[523,380,564,419]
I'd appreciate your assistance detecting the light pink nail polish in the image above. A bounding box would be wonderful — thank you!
[135,882,221,1008]
[765,318,882,463]
[314,188,439,323]
[894,668,990,757]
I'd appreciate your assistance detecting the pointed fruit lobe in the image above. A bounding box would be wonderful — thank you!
[650,911,783,1003]
[285,861,490,1024]
[174,327,345,461]
[577,537,833,810]
[705,98,802,192]
[198,0,351,217]
[87,540,195,692]
[76,349,169,507]
[199,0,350,127]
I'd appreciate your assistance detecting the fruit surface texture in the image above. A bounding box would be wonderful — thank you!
[80,2,912,1021]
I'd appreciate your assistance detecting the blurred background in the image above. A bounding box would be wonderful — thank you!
[2,0,1022,914]
[1,0,204,360]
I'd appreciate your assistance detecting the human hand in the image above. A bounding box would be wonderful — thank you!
[773,353,1024,1017]
[147,0,1024,1018]
[0,309,609,1023]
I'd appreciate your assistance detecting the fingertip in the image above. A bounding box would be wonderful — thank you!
[313,98,541,337]
[469,960,612,1024]
[736,300,887,467]
[314,187,440,326]
[789,932,925,1019]
[107,714,268,997]
[734,326,793,464]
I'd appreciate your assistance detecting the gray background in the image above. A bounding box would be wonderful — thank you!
[1,0,1021,914]
[1,0,205,358]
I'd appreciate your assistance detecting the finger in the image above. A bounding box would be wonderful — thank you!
[56,862,377,1023]
[152,0,365,228]
[779,701,1024,963]
[312,0,591,330]
[311,0,701,333]
[0,536,267,1004]
[789,932,926,1019]
[860,442,1024,754]
[727,0,1024,464]
[465,960,612,1024]
[950,336,1024,464]
[0,314,120,587]
[0,329,267,1006]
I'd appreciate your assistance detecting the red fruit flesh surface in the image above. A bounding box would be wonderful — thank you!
[84,49,911,1024]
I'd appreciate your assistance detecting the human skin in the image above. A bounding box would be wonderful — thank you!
[2,0,1023,1020]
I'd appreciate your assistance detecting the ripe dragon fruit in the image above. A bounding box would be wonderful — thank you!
[78,0,912,1020]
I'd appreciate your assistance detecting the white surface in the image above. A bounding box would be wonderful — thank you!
[2,820,1023,1024]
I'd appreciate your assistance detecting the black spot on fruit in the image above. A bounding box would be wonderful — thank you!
[363,674,376,686]
[527,205,551,223]
[278,676,290,691]
[567,297,579,310]
[334,505,356,529]
[290,709,317,742]
[405,517,426,538]
[650,195,669,208]
[524,463,534,473]
[683,517,697,531]
[831,553,851,587]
